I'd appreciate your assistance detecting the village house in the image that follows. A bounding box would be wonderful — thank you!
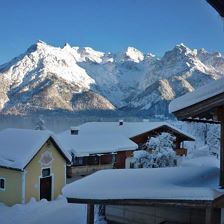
[77,121,194,156]
[57,121,194,177]
[0,128,71,206]
[57,127,138,177]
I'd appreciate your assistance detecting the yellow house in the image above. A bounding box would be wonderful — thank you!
[0,128,71,206]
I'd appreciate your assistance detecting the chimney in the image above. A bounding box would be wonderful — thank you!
[70,127,79,135]
[119,119,124,126]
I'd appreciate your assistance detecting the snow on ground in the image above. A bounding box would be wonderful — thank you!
[63,156,222,201]
[180,155,219,168]
[0,196,87,224]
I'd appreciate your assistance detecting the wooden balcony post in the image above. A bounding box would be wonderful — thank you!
[205,207,221,224]
[87,204,94,224]
[221,121,224,188]
[217,108,224,188]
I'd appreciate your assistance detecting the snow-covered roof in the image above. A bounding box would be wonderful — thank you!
[169,78,224,113]
[63,156,223,201]
[57,131,138,157]
[0,128,71,170]
[77,121,194,140]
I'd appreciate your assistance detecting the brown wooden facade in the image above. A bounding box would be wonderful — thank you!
[130,125,194,156]
[115,151,133,169]
[68,154,113,177]
[68,150,134,177]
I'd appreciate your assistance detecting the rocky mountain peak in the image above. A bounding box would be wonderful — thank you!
[27,40,48,53]
[123,47,144,63]
[0,42,223,116]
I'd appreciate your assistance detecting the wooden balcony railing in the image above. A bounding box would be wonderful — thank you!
[175,148,187,156]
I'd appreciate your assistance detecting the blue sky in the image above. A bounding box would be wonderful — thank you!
[0,0,223,64]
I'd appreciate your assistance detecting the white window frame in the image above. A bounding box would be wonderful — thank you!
[39,166,54,201]
[42,167,51,178]
[0,177,6,191]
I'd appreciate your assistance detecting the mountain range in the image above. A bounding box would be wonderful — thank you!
[0,40,223,116]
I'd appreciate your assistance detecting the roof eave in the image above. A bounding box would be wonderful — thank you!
[171,92,224,122]
[66,197,214,209]
[207,0,224,17]
[0,165,22,172]
[130,124,194,142]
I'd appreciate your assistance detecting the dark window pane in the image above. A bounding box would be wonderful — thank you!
[42,168,51,177]
[0,179,5,189]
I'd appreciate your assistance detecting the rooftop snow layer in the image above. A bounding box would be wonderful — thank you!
[169,77,224,113]
[57,132,138,156]
[0,128,71,170]
[63,156,222,201]
[77,121,194,140]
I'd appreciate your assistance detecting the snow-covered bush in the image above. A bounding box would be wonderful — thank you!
[132,132,176,168]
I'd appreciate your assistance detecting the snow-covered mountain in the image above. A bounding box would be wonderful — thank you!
[0,41,223,116]
[124,44,224,115]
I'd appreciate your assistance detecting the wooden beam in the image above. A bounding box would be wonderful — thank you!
[212,194,224,208]
[205,207,221,224]
[87,204,94,224]
[182,118,220,124]
[217,108,224,187]
[67,197,213,209]
[206,207,213,224]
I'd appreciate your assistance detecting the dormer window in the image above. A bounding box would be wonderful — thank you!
[119,120,124,126]
[70,127,79,135]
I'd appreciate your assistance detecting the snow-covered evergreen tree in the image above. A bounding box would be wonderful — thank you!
[132,132,176,168]
[146,132,176,151]
[35,115,46,130]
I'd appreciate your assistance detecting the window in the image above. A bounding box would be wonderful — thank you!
[73,157,86,166]
[77,157,84,165]
[130,162,135,169]
[42,168,51,177]
[112,154,116,163]
[0,178,5,190]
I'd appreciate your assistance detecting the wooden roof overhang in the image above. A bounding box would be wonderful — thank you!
[172,92,224,124]
[130,125,194,143]
[67,197,214,208]
[207,0,224,17]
